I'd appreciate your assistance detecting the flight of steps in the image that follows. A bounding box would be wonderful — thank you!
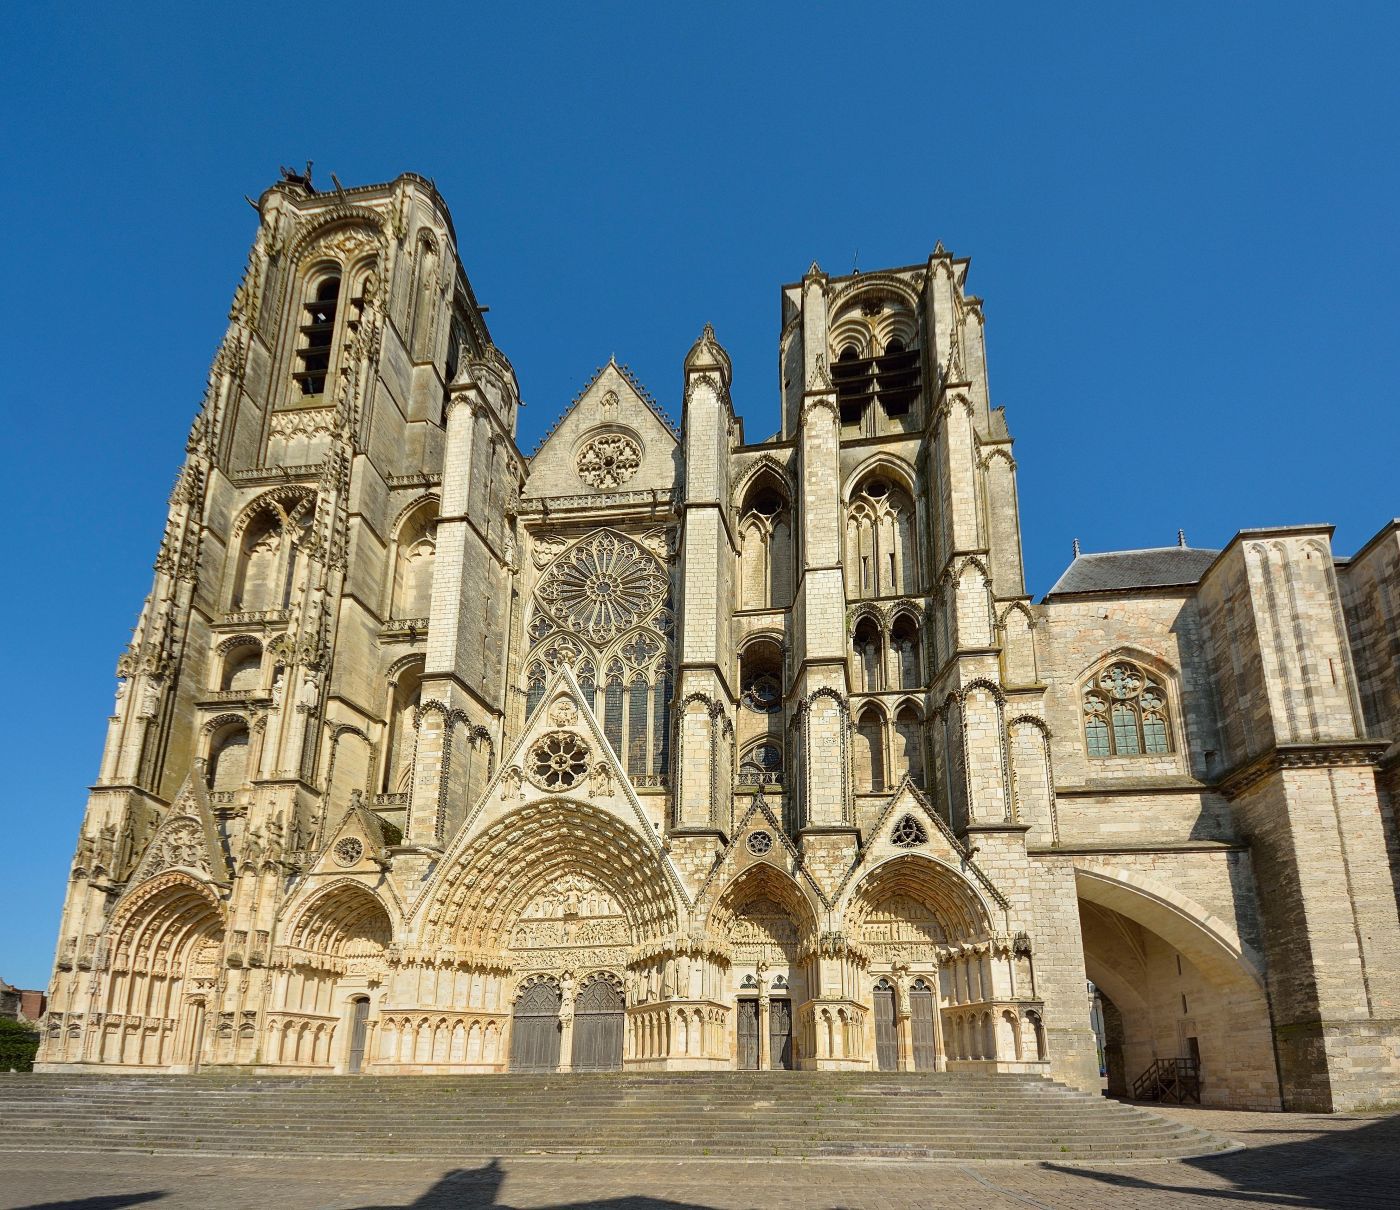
[0,1071,1231,1161]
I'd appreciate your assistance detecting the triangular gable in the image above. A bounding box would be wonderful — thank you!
[415,663,693,912]
[693,789,830,913]
[835,777,1009,911]
[523,360,679,501]
[302,791,391,879]
[125,772,229,890]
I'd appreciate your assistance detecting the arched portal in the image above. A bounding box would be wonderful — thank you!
[277,881,393,1070]
[1074,866,1279,1109]
[709,863,819,1071]
[845,854,1000,1072]
[97,872,225,1069]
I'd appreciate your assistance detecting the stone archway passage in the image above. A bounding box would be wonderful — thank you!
[509,983,562,1072]
[873,982,898,1071]
[571,980,624,1072]
[910,980,937,1071]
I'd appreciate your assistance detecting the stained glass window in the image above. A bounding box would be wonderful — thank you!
[627,676,650,778]
[604,671,624,756]
[1083,660,1173,758]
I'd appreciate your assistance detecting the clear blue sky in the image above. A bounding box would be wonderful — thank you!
[2,4,1396,988]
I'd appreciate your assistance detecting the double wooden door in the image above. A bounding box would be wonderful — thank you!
[509,982,562,1072]
[738,998,793,1070]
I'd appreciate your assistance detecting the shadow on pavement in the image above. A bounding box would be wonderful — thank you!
[347,1158,719,1209]
[14,1196,166,1210]
[1041,1111,1400,1208]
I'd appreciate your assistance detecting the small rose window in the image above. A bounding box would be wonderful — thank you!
[333,837,365,866]
[746,830,774,856]
[577,433,642,490]
[528,731,591,790]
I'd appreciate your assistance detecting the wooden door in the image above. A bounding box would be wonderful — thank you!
[185,1001,205,1070]
[769,999,793,1070]
[509,982,562,1072]
[737,999,759,1070]
[874,981,898,1071]
[910,980,936,1071]
[347,999,370,1074]
[572,980,624,1072]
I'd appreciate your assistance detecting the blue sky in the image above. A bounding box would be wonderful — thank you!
[1,4,1396,987]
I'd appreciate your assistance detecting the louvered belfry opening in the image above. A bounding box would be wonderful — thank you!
[832,340,921,429]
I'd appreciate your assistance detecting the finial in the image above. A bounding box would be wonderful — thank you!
[701,321,716,342]
[1072,538,1081,557]
[933,240,947,255]
[1177,528,1187,548]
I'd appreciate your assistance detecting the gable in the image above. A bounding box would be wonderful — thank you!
[524,361,680,501]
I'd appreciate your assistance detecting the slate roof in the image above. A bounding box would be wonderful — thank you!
[1045,546,1220,599]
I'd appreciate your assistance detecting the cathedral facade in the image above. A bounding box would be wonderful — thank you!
[39,171,1400,1111]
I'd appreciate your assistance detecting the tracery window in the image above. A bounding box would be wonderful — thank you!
[845,474,918,599]
[525,529,673,787]
[891,814,927,848]
[1082,660,1172,758]
[739,741,784,786]
[576,432,642,490]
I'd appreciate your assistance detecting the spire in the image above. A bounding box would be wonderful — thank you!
[1177,528,1187,548]
[683,322,732,387]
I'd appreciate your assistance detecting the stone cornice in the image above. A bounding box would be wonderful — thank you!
[1218,740,1390,801]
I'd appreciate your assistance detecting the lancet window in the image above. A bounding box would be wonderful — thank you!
[230,493,316,613]
[1082,659,1172,758]
[737,477,793,611]
[390,499,438,620]
[525,529,673,787]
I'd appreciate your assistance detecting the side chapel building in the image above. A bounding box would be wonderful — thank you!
[38,171,1400,1111]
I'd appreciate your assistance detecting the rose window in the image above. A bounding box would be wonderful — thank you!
[890,815,927,848]
[333,837,365,866]
[536,531,667,644]
[746,830,774,856]
[577,433,642,489]
[528,731,591,791]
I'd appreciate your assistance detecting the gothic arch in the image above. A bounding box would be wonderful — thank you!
[842,853,999,945]
[841,453,918,504]
[417,797,681,952]
[731,454,795,512]
[99,870,226,1067]
[1073,866,1264,988]
[283,879,396,959]
[706,861,821,946]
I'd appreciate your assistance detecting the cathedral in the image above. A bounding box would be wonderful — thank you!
[39,171,1400,1112]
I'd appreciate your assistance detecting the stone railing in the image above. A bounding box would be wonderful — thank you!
[222,608,292,627]
[379,618,429,639]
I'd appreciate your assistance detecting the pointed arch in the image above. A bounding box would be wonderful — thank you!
[417,798,680,952]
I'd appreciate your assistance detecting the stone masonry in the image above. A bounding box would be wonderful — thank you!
[36,170,1400,1112]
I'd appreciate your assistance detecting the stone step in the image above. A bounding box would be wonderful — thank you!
[0,1072,1228,1161]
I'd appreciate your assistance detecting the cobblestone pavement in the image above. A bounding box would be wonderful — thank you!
[1,1104,1397,1209]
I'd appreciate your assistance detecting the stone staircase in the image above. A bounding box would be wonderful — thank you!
[0,1071,1231,1161]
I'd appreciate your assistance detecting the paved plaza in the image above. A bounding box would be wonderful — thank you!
[1,1105,1397,1209]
